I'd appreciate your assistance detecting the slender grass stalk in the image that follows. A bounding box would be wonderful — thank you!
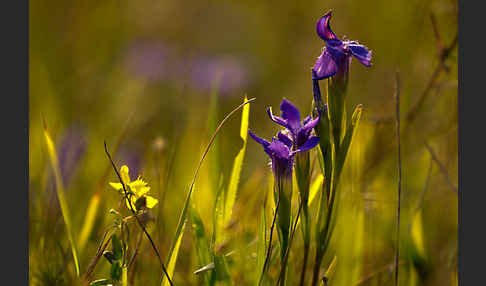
[79,112,134,251]
[394,71,402,286]
[122,266,128,286]
[258,196,280,286]
[84,229,114,281]
[295,151,311,286]
[424,141,458,194]
[277,199,303,286]
[104,142,174,286]
[42,121,80,277]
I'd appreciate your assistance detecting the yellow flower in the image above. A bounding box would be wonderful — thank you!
[109,165,158,211]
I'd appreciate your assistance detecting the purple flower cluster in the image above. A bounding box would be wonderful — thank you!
[312,11,372,80]
[249,99,319,179]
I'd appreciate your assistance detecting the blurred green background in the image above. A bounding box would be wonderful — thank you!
[29,0,457,285]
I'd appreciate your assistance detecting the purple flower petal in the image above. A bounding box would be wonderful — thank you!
[313,49,339,80]
[302,116,312,126]
[249,130,271,154]
[277,131,293,149]
[297,115,319,146]
[267,107,288,128]
[280,99,301,132]
[347,42,372,67]
[268,138,291,159]
[296,136,320,152]
[302,115,320,131]
[316,11,340,44]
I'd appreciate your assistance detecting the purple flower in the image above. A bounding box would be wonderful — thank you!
[248,128,318,180]
[266,99,320,149]
[312,11,372,80]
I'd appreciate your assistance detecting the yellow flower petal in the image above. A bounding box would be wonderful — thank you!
[120,165,131,185]
[129,180,150,196]
[125,195,138,210]
[109,182,123,190]
[145,196,158,209]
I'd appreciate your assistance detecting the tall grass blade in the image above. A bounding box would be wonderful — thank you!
[78,193,100,251]
[161,225,183,286]
[255,206,267,285]
[335,104,363,180]
[294,174,323,230]
[122,266,128,286]
[308,174,324,207]
[163,98,255,285]
[43,122,80,276]
[224,95,250,226]
[324,255,337,282]
[190,198,212,285]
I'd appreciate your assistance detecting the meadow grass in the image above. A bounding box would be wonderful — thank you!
[29,3,457,286]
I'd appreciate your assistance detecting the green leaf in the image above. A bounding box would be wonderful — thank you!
[90,279,112,286]
[308,174,324,207]
[255,205,267,284]
[211,254,232,285]
[335,104,363,183]
[43,123,80,276]
[212,183,233,285]
[224,96,250,226]
[78,194,101,252]
[324,255,337,282]
[161,218,185,286]
[111,261,122,280]
[294,174,324,231]
[111,234,123,261]
[190,200,213,285]
[213,178,226,248]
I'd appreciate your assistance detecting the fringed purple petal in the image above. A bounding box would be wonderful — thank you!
[316,11,340,44]
[268,138,291,159]
[266,107,288,128]
[313,49,339,80]
[348,42,372,67]
[280,99,301,132]
[277,131,293,149]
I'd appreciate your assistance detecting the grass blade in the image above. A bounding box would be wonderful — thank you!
[163,98,256,285]
[190,198,212,285]
[224,95,250,226]
[161,225,183,286]
[308,174,324,207]
[78,193,100,251]
[255,204,267,284]
[324,255,337,283]
[43,122,80,276]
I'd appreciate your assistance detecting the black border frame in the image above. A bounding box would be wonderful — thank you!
[7,0,485,284]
